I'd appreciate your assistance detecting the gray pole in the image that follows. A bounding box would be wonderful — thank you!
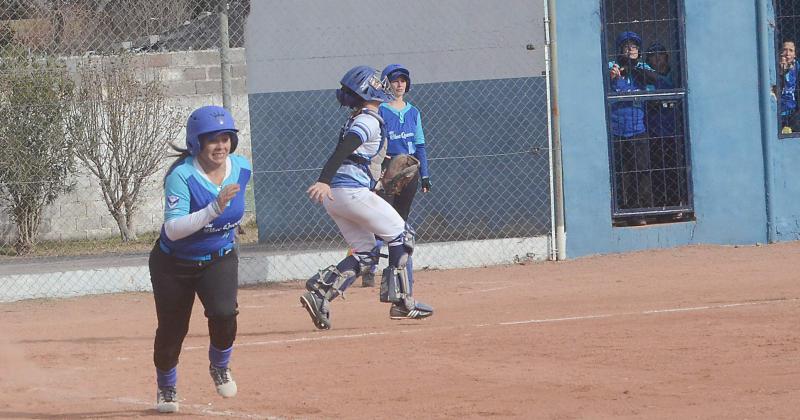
[218,0,232,110]
[545,0,566,260]
[756,0,776,243]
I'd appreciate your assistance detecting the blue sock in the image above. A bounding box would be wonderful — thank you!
[209,344,233,369]
[156,367,177,388]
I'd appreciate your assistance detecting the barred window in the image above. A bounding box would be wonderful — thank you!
[602,0,693,227]
[776,0,800,137]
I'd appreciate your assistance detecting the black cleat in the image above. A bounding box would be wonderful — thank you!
[300,291,331,330]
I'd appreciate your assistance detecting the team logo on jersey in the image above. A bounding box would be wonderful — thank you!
[388,131,415,141]
[167,195,180,209]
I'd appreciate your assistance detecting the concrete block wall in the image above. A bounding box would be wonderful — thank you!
[0,48,252,243]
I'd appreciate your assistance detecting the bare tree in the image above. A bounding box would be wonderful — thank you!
[0,50,75,255]
[66,55,181,242]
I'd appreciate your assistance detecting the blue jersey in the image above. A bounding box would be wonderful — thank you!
[160,154,251,258]
[379,102,430,178]
[331,109,386,189]
[379,102,425,155]
[608,60,654,138]
[781,62,798,117]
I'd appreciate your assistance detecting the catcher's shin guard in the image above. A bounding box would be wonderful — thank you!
[305,265,355,301]
[379,261,433,320]
[355,243,382,288]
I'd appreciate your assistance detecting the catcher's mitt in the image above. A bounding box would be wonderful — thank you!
[377,154,420,195]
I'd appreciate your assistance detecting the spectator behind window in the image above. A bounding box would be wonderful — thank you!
[608,31,659,223]
[608,31,658,137]
[779,40,800,133]
[645,42,687,215]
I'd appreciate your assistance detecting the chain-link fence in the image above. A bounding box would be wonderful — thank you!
[0,0,553,302]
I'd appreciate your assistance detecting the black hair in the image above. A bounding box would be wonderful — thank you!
[163,143,192,187]
[336,85,366,108]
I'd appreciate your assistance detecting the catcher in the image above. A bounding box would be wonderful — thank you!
[301,65,434,330]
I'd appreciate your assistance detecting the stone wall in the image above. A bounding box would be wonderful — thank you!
[0,48,251,243]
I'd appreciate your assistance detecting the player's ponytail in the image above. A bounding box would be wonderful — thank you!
[163,143,191,187]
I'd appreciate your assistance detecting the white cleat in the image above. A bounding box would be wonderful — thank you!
[156,386,179,413]
[209,364,238,398]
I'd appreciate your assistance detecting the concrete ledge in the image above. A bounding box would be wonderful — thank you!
[0,236,549,302]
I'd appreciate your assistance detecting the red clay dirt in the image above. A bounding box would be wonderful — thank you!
[0,242,798,419]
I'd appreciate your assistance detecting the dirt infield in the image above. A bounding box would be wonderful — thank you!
[1,242,798,419]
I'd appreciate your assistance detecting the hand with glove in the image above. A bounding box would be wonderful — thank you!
[421,177,432,193]
[378,154,420,195]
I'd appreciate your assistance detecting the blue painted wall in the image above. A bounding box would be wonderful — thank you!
[766,2,800,241]
[557,0,800,257]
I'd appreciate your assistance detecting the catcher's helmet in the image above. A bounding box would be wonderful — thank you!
[337,65,393,105]
[616,31,642,51]
[381,64,411,92]
[185,105,239,156]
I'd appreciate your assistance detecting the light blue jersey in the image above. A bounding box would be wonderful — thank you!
[330,109,386,189]
[160,154,251,259]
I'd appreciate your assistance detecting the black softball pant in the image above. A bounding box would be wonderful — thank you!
[381,172,420,220]
[149,243,239,371]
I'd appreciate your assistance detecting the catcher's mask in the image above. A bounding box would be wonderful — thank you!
[336,65,394,107]
[186,105,239,156]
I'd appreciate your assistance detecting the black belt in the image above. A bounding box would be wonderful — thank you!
[159,240,234,262]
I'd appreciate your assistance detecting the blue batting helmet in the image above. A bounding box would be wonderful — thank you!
[185,105,239,156]
[381,64,411,92]
[616,31,642,51]
[336,65,393,107]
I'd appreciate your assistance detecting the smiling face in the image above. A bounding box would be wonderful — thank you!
[197,131,232,169]
[621,40,640,60]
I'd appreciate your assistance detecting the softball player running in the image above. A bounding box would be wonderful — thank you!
[301,65,434,330]
[149,105,251,413]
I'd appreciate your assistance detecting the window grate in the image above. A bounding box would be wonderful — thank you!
[601,0,693,226]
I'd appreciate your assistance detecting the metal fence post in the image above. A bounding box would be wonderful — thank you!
[219,0,232,110]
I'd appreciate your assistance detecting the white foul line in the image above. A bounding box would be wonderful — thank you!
[113,397,284,419]
[499,298,797,326]
[180,297,798,351]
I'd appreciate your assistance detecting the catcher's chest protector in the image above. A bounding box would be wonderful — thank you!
[339,108,387,183]
[364,109,388,182]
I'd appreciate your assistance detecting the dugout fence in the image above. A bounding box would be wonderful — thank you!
[0,0,556,302]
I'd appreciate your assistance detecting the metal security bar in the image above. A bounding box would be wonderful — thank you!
[601,0,693,226]
[0,1,554,302]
